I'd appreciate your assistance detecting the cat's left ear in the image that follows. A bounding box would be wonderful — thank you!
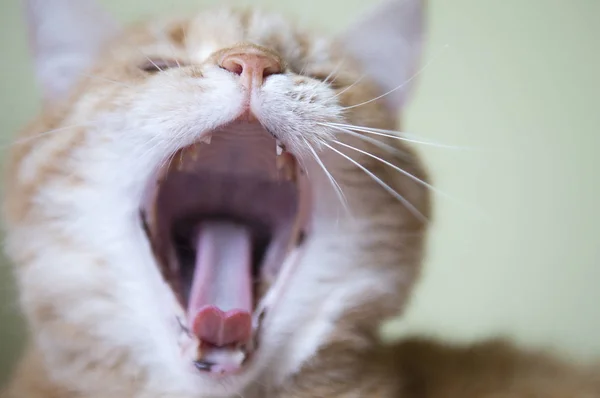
[24,0,121,102]
[338,0,425,112]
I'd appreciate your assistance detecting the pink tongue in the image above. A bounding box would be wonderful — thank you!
[188,222,253,347]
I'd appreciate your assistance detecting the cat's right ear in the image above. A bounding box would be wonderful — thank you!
[337,0,425,113]
[24,0,120,102]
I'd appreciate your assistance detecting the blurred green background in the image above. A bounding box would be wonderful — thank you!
[1,0,599,386]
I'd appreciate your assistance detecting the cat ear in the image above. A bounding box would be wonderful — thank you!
[338,0,425,112]
[24,0,121,102]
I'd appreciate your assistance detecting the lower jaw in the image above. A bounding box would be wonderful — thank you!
[189,205,311,375]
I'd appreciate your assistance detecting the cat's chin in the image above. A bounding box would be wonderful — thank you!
[140,121,311,376]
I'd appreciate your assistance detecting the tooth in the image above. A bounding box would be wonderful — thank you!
[200,135,212,145]
[277,152,297,182]
[276,141,283,156]
[190,147,199,161]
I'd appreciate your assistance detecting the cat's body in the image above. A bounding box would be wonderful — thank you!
[274,338,600,398]
[5,337,600,397]
[1,1,598,397]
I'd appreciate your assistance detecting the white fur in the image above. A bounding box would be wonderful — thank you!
[11,1,425,397]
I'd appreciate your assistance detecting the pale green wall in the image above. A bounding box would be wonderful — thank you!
[1,0,599,386]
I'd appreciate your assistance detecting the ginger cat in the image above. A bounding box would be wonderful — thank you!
[2,0,598,397]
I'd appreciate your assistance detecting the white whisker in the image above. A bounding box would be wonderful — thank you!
[321,122,474,150]
[0,124,94,150]
[135,136,165,167]
[298,59,311,76]
[78,73,133,89]
[325,122,420,140]
[130,44,165,72]
[323,59,345,85]
[181,27,193,63]
[166,42,182,69]
[320,124,412,161]
[119,39,164,74]
[302,137,350,214]
[327,74,366,103]
[160,145,177,171]
[142,54,164,72]
[320,141,427,223]
[343,44,449,110]
[327,132,489,220]
[331,139,451,201]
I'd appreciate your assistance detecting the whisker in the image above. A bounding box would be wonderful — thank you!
[154,28,183,68]
[323,59,345,85]
[331,139,452,201]
[319,141,427,223]
[298,59,311,76]
[166,150,177,171]
[321,124,412,161]
[140,52,164,72]
[117,39,163,74]
[128,37,172,71]
[321,122,474,150]
[159,146,178,172]
[327,130,489,220]
[166,41,182,69]
[324,122,423,140]
[128,42,165,73]
[78,73,133,89]
[327,74,365,102]
[135,137,165,168]
[181,26,193,63]
[146,58,164,72]
[302,137,350,214]
[0,124,94,150]
[343,44,449,110]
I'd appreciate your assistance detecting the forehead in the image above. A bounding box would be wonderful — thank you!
[124,8,333,71]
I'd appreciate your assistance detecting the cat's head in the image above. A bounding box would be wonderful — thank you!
[7,0,429,395]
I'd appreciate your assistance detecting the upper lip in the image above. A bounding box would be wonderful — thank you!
[237,108,259,123]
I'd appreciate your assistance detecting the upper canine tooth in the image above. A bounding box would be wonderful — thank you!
[190,147,199,161]
[200,135,212,145]
[276,141,283,156]
[277,152,297,182]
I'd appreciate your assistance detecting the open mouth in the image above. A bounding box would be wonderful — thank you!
[141,122,308,375]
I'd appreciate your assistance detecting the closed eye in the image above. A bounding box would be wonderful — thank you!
[139,58,183,73]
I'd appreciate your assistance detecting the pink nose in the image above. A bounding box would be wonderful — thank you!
[219,47,283,88]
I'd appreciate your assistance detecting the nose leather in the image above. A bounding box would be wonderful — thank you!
[219,46,283,89]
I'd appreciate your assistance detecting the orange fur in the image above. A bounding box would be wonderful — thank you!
[2,2,598,398]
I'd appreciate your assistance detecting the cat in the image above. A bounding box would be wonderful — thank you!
[1,0,598,397]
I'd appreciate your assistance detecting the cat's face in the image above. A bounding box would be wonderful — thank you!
[5,0,429,396]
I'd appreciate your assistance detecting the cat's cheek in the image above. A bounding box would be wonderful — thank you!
[172,310,198,362]
[178,332,199,363]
